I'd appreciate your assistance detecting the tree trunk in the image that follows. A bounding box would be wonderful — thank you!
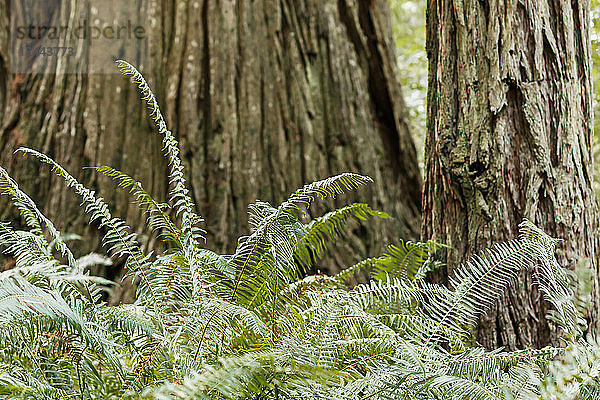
[0,0,421,300]
[423,0,599,349]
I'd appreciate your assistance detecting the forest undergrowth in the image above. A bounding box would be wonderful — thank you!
[0,62,598,399]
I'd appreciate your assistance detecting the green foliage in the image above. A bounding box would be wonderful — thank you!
[0,62,598,399]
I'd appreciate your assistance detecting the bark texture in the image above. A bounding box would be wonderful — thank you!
[0,0,421,298]
[424,0,599,349]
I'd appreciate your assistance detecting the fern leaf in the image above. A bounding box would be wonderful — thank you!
[90,165,182,245]
[228,175,374,308]
[539,338,600,399]
[0,167,75,266]
[373,239,446,281]
[0,223,53,267]
[294,203,390,272]
[519,220,585,339]
[421,219,562,353]
[115,60,204,244]
[282,173,373,215]
[116,60,206,293]
[15,148,158,305]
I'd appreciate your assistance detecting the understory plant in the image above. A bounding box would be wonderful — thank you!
[0,61,598,399]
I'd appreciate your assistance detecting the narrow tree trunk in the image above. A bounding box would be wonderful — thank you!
[0,1,421,299]
[423,0,599,349]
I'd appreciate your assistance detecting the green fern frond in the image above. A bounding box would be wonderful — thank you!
[0,222,53,267]
[0,166,75,266]
[0,169,42,234]
[442,240,536,331]
[148,351,279,399]
[2,60,592,400]
[354,277,452,312]
[116,60,205,294]
[16,149,147,268]
[73,253,112,270]
[334,257,378,283]
[372,239,446,281]
[353,277,470,345]
[294,203,391,272]
[227,207,304,306]
[282,173,373,216]
[519,220,585,340]
[444,346,558,378]
[539,338,600,399]
[15,148,157,306]
[91,165,182,245]
[421,232,553,351]
[501,363,541,400]
[247,201,278,232]
[115,61,204,243]
[101,304,155,337]
[228,175,375,309]
[429,374,501,400]
[0,276,123,381]
[333,239,444,285]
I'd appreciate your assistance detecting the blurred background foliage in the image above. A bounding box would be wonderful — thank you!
[389,0,427,170]
[390,0,600,191]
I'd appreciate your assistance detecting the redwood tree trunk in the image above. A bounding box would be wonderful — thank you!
[423,0,599,349]
[0,1,421,299]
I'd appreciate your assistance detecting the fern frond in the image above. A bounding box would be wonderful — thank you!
[16,148,157,305]
[0,222,53,267]
[282,173,373,215]
[519,220,585,340]
[149,351,279,399]
[227,207,304,307]
[354,277,452,312]
[353,278,469,345]
[115,61,204,242]
[116,60,205,294]
[0,276,123,380]
[422,239,542,351]
[373,240,446,282]
[443,240,536,330]
[501,363,541,400]
[228,175,375,309]
[443,346,557,379]
[91,165,182,245]
[0,166,75,266]
[294,203,390,272]
[539,338,600,399]
[429,374,501,400]
[334,257,378,283]
[73,253,112,271]
[535,257,584,341]
[100,304,155,337]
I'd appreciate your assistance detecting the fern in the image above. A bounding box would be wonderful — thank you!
[227,173,374,309]
[420,227,556,351]
[91,165,182,245]
[373,240,445,282]
[539,338,600,399]
[115,60,205,286]
[283,173,373,216]
[294,203,391,272]
[0,166,75,266]
[16,149,148,271]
